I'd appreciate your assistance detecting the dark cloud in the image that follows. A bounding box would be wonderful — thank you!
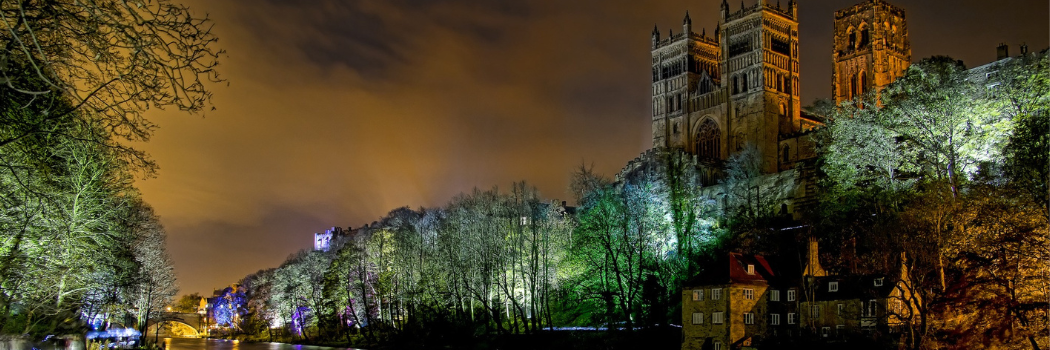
[143,0,1048,295]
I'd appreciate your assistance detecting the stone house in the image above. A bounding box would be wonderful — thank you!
[680,238,920,349]
[681,253,799,350]
[799,239,920,342]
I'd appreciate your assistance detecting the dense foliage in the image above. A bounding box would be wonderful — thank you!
[224,150,795,348]
[815,54,1048,349]
[0,0,221,342]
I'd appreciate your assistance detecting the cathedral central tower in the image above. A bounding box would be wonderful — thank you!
[832,0,911,104]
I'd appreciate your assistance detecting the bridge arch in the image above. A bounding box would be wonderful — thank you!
[146,320,200,338]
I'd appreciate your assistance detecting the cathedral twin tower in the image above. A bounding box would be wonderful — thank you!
[650,0,909,174]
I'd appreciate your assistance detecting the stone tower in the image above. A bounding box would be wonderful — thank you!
[718,0,801,173]
[650,11,721,152]
[832,0,910,104]
[651,0,809,174]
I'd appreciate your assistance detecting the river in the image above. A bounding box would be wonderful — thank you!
[161,337,364,350]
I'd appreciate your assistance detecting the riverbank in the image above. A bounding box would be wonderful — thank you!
[249,326,681,350]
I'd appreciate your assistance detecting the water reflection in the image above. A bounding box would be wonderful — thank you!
[162,337,363,350]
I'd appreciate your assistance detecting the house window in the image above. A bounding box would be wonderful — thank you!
[769,290,780,302]
[787,289,796,301]
[692,290,704,301]
[744,313,754,325]
[712,312,725,324]
[771,314,781,325]
[713,341,722,350]
[837,324,846,335]
[712,288,722,300]
[692,312,703,325]
[788,313,797,324]
[746,264,755,275]
[837,304,845,317]
[874,277,884,287]
[867,299,877,317]
[811,304,821,318]
[821,327,831,338]
[829,281,839,292]
[743,289,754,300]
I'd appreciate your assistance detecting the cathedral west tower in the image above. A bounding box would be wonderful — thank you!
[651,0,818,175]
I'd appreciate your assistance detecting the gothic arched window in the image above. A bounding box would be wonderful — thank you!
[848,73,857,100]
[847,27,856,51]
[857,71,866,96]
[859,24,870,48]
[695,119,721,161]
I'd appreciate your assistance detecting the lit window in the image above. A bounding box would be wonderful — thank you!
[788,313,797,324]
[837,304,844,317]
[746,264,755,275]
[867,299,877,317]
[743,289,754,300]
[712,288,722,300]
[811,305,821,318]
[770,290,780,302]
[713,341,722,350]
[787,289,796,301]
[692,290,704,301]
[744,313,754,325]
[770,314,780,325]
[874,277,884,287]
[829,281,839,292]
[692,312,703,325]
[713,312,725,324]
[821,327,831,338]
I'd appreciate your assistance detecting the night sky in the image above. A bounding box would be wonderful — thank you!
[133,0,1048,296]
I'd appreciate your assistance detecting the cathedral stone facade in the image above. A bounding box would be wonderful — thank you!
[650,0,822,176]
[832,0,911,104]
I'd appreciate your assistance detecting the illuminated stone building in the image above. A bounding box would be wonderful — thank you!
[832,0,911,104]
[650,0,822,176]
[313,227,343,251]
[681,253,799,350]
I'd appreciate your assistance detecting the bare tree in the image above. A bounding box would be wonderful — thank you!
[1,0,224,150]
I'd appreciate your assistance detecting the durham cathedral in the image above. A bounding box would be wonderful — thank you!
[656,1,926,349]
[646,0,910,178]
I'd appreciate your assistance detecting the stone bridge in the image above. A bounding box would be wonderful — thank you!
[145,312,205,338]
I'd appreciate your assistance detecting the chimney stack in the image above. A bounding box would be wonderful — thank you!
[803,237,827,277]
[997,43,1009,60]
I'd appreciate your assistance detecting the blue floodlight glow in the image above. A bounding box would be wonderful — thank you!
[85,328,141,339]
